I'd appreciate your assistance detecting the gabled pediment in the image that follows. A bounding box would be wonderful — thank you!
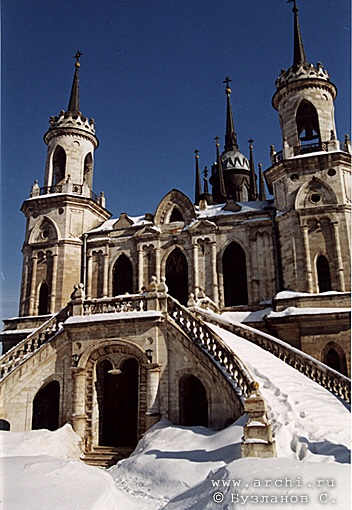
[154,189,196,227]
[134,225,161,238]
[187,219,218,233]
[113,213,134,229]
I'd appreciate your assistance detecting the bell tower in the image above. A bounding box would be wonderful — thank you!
[265,1,351,294]
[19,53,111,317]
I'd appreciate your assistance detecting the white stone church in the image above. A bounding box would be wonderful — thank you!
[0,2,350,465]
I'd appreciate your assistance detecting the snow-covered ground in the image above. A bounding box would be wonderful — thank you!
[0,326,350,509]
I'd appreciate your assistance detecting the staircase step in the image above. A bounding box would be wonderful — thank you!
[81,446,134,467]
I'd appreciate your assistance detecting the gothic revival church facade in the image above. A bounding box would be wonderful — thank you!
[0,3,350,462]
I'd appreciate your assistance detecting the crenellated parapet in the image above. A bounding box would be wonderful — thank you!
[44,110,98,147]
[275,62,331,92]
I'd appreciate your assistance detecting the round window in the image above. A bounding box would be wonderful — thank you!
[310,193,321,203]
[327,168,336,177]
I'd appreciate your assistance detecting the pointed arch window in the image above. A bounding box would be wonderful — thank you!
[323,343,347,376]
[317,255,331,292]
[296,100,321,145]
[113,255,133,295]
[169,207,184,223]
[223,242,248,306]
[38,281,50,315]
[52,146,66,185]
[165,248,188,305]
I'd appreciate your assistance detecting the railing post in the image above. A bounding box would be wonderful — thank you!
[241,383,276,458]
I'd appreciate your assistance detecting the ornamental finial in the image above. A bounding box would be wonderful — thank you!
[74,50,83,67]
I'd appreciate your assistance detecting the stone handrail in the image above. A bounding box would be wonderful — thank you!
[194,308,351,404]
[0,306,70,381]
[82,294,150,315]
[167,296,257,400]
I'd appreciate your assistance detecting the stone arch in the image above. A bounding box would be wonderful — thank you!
[83,341,149,449]
[179,374,208,426]
[295,178,337,210]
[296,99,321,144]
[52,145,66,185]
[154,189,195,227]
[222,241,249,306]
[29,216,60,245]
[322,342,347,376]
[112,254,133,296]
[316,254,332,292]
[165,247,189,305]
[32,380,60,431]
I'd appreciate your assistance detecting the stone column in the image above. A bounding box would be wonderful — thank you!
[71,367,87,440]
[20,252,30,315]
[144,364,161,430]
[155,241,161,283]
[138,246,144,290]
[331,221,345,291]
[192,242,199,296]
[86,254,92,299]
[301,225,313,293]
[50,251,58,313]
[29,254,38,315]
[210,241,219,305]
[102,251,109,298]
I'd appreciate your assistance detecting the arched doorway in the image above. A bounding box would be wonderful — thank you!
[32,381,60,431]
[166,248,188,305]
[113,255,133,296]
[179,375,208,427]
[223,242,248,306]
[38,281,50,315]
[317,255,332,292]
[97,358,139,447]
[323,343,347,376]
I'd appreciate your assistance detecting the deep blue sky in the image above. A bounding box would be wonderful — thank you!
[1,0,350,320]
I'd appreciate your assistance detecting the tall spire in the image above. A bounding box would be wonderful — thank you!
[248,139,258,200]
[288,0,307,67]
[223,77,238,152]
[215,136,226,199]
[258,163,266,201]
[67,51,83,113]
[194,149,202,205]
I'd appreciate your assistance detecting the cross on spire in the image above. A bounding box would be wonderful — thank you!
[74,50,83,63]
[223,76,232,89]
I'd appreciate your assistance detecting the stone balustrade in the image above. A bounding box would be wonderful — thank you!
[195,308,351,403]
[0,306,70,381]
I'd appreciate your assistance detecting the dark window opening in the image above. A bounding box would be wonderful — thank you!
[165,249,188,305]
[324,345,347,376]
[170,208,184,223]
[179,375,208,427]
[53,146,66,185]
[296,100,321,145]
[38,281,50,315]
[113,255,133,295]
[223,242,248,306]
[0,419,10,431]
[317,255,332,292]
[32,381,60,431]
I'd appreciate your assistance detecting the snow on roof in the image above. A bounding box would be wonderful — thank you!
[221,307,272,323]
[267,307,351,318]
[275,290,351,300]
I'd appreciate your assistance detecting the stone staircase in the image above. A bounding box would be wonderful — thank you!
[193,306,351,404]
[81,446,134,468]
